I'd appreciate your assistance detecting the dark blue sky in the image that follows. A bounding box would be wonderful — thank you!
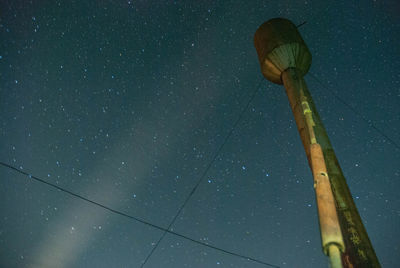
[1,1,399,267]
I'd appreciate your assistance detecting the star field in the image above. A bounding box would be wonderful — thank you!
[0,1,399,267]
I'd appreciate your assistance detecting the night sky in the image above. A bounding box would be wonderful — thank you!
[1,1,399,267]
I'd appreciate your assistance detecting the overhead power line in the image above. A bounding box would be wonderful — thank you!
[140,77,266,267]
[296,21,398,151]
[0,132,278,268]
[309,72,400,151]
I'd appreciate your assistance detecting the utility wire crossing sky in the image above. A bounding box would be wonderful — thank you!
[1,1,399,267]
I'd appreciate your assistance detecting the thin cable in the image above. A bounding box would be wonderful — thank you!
[296,21,398,150]
[296,21,307,28]
[0,161,279,267]
[140,77,266,267]
[308,72,400,151]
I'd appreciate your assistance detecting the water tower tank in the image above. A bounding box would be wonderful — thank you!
[254,18,312,84]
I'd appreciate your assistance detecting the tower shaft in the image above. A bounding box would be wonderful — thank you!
[282,68,380,267]
[254,18,380,267]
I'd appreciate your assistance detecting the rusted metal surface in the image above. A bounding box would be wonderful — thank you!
[254,18,311,84]
[254,18,381,267]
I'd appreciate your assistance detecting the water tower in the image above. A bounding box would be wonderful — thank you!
[254,18,380,267]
